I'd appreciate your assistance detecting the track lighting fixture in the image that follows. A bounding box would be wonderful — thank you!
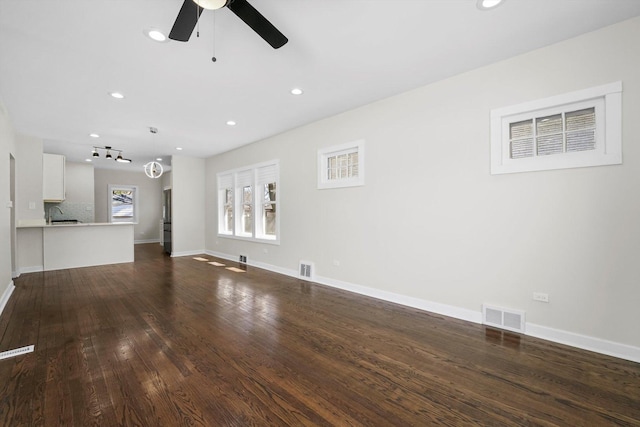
[91,146,131,163]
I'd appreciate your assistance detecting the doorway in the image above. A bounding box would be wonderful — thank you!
[10,154,16,277]
[163,188,172,255]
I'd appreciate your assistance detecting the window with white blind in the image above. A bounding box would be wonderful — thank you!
[318,140,365,189]
[491,82,622,174]
[217,160,279,243]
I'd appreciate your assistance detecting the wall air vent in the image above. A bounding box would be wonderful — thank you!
[482,305,525,334]
[299,260,314,280]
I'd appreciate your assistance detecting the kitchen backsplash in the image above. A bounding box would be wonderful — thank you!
[45,201,95,223]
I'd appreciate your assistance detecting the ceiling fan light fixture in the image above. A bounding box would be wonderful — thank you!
[192,0,229,10]
[477,0,504,10]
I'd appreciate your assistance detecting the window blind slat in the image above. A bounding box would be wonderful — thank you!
[567,130,596,152]
[256,164,277,185]
[537,134,564,156]
[218,173,233,189]
[510,138,534,159]
[236,170,253,187]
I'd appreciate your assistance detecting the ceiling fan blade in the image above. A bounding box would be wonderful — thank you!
[169,0,204,42]
[227,0,288,49]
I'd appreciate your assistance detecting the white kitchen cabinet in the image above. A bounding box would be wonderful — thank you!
[43,153,65,202]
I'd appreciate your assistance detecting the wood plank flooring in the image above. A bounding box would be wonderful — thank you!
[0,243,638,426]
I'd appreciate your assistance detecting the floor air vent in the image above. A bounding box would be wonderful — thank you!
[0,345,35,360]
[482,305,525,334]
[299,261,314,280]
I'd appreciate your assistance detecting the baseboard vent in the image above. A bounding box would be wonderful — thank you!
[0,345,35,361]
[299,261,314,280]
[482,305,525,334]
[239,255,247,264]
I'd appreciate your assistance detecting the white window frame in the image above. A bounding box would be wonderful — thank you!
[216,160,280,244]
[318,139,365,189]
[107,184,138,224]
[490,81,622,175]
[217,174,234,236]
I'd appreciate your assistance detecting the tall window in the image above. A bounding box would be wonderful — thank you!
[218,175,233,235]
[217,160,279,243]
[108,185,138,223]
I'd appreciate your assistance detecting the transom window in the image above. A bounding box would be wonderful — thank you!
[217,160,279,243]
[318,140,365,189]
[491,82,622,174]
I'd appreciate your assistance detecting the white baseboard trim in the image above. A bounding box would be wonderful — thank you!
[135,239,160,244]
[204,249,639,364]
[527,323,640,364]
[12,270,19,279]
[0,281,15,318]
[19,266,43,274]
[171,249,207,258]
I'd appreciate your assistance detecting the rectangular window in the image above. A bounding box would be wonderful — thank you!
[218,174,233,235]
[217,160,279,243]
[108,185,138,223]
[318,140,365,189]
[491,82,622,174]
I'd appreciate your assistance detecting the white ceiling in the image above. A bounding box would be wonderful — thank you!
[1,0,640,170]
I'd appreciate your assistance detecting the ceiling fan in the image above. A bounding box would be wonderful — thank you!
[169,0,288,49]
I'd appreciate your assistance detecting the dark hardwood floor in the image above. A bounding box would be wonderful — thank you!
[0,244,638,426]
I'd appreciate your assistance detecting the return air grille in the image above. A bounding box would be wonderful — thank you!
[482,305,525,334]
[299,261,314,280]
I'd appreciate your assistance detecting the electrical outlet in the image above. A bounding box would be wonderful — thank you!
[533,292,549,303]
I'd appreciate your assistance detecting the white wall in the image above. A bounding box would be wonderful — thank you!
[0,100,17,306]
[65,162,94,204]
[15,134,43,223]
[94,169,162,242]
[172,156,205,256]
[205,17,640,358]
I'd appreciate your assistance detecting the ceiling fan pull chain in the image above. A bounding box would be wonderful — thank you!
[196,4,200,37]
[212,11,217,62]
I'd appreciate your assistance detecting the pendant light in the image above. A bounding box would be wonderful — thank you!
[144,127,164,179]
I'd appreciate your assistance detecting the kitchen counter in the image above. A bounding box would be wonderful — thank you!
[16,221,134,272]
[17,220,134,228]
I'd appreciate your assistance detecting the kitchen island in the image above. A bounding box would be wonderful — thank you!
[16,222,134,272]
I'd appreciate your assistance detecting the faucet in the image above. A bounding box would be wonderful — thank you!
[48,206,64,225]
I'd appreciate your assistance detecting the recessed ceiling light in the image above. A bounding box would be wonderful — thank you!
[477,0,504,10]
[291,88,303,95]
[176,147,183,151]
[156,158,163,161]
[226,120,236,126]
[89,133,100,138]
[109,92,125,99]
[85,159,92,162]
[143,28,168,43]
